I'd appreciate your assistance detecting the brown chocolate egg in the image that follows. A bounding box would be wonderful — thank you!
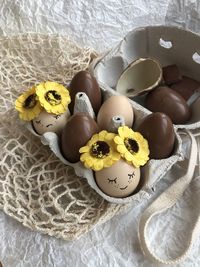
[145,86,191,124]
[61,112,99,163]
[170,76,200,101]
[162,64,182,85]
[137,112,175,159]
[69,71,102,115]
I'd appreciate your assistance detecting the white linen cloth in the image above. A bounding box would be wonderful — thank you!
[1,0,200,266]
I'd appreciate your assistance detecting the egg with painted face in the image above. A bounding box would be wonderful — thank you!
[95,159,140,198]
[32,109,70,135]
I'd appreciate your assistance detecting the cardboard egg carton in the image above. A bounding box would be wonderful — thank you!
[28,25,200,204]
[27,91,182,205]
[92,25,200,129]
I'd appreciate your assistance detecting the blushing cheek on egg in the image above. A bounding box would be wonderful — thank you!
[32,109,70,135]
[95,159,140,198]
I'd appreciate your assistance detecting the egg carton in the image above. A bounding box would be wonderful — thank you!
[91,25,200,130]
[27,86,182,205]
[28,25,200,204]
[85,25,200,203]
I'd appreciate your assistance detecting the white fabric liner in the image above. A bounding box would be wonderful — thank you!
[1,1,200,267]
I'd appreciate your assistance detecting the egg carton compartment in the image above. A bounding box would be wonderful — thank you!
[27,87,183,204]
[92,25,200,130]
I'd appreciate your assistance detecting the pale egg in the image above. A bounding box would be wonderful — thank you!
[95,159,140,198]
[97,95,134,131]
[32,109,70,135]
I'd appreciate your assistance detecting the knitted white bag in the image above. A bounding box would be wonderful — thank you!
[0,33,132,241]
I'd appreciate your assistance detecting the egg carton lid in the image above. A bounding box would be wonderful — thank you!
[92,25,200,130]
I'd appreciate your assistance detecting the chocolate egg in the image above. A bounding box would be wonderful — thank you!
[95,159,140,198]
[32,109,70,135]
[137,112,175,159]
[61,112,99,163]
[170,76,200,101]
[97,95,134,131]
[69,71,102,115]
[145,86,191,124]
[162,64,182,85]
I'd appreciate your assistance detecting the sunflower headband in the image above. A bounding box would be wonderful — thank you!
[15,81,71,121]
[79,126,149,171]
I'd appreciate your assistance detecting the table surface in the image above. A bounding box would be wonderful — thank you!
[1,1,200,266]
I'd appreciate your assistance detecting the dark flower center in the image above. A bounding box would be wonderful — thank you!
[124,138,139,154]
[45,90,61,105]
[91,141,110,159]
[24,94,37,109]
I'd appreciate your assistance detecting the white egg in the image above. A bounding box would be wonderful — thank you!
[97,95,134,131]
[95,159,140,198]
[32,109,70,135]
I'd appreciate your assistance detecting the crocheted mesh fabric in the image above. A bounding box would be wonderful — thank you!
[0,34,129,240]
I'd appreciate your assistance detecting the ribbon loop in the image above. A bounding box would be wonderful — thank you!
[139,130,198,264]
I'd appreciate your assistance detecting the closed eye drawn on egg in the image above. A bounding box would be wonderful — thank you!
[35,120,41,124]
[128,171,135,179]
[53,115,60,119]
[46,124,53,127]
[108,177,117,184]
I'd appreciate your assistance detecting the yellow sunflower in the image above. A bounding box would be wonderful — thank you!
[36,81,71,114]
[114,126,149,168]
[15,86,42,121]
[79,130,121,171]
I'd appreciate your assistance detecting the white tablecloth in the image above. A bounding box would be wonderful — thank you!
[1,1,200,266]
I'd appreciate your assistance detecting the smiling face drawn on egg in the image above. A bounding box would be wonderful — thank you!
[107,170,136,190]
[32,109,70,135]
[95,159,140,198]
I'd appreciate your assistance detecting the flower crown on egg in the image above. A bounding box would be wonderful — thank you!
[15,81,71,121]
[79,126,150,171]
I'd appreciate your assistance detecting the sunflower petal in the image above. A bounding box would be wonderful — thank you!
[99,130,107,139]
[124,151,134,161]
[103,158,113,168]
[118,126,125,138]
[84,157,94,168]
[80,154,89,162]
[90,134,98,143]
[114,136,124,145]
[131,160,139,168]
[117,145,127,154]
[105,132,115,141]
[79,146,90,153]
[94,160,103,171]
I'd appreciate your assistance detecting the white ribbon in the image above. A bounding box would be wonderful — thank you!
[138,130,199,264]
